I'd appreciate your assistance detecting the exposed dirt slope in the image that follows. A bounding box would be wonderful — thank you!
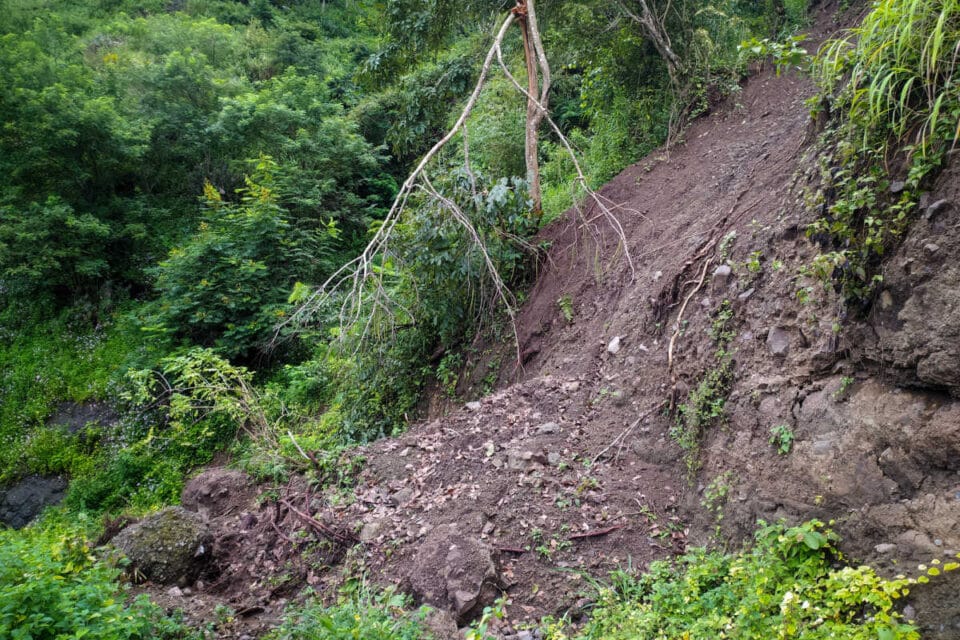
[134,3,960,637]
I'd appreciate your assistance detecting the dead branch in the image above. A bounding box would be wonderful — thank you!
[280,499,357,546]
[569,525,624,540]
[592,401,667,464]
[281,13,518,344]
[494,40,636,279]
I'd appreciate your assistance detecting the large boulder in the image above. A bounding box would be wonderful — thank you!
[112,506,213,585]
[407,523,505,624]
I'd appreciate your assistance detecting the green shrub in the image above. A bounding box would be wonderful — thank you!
[265,586,430,640]
[0,523,193,639]
[143,159,317,360]
[546,520,923,640]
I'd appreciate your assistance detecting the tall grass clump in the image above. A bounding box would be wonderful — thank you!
[808,0,959,299]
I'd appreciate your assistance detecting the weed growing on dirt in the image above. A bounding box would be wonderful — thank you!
[557,295,574,323]
[701,471,734,538]
[544,520,932,640]
[266,585,429,640]
[672,302,735,478]
[769,424,795,455]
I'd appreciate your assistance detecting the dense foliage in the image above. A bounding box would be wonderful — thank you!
[0,523,194,639]
[545,520,929,640]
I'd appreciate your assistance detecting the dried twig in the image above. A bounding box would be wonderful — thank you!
[667,257,712,374]
[569,525,623,540]
[280,499,356,546]
[592,401,667,464]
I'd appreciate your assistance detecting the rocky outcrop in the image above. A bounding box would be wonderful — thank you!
[854,167,960,395]
[0,475,67,528]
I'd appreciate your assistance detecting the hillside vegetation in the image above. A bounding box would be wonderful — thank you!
[1,0,959,637]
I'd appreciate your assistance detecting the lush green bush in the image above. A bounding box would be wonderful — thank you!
[143,160,317,360]
[0,523,193,639]
[265,586,431,640]
[545,520,926,640]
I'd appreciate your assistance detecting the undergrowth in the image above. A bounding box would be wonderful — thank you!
[0,522,196,639]
[544,520,943,640]
[807,0,959,301]
[265,585,430,640]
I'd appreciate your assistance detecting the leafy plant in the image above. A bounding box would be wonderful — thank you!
[807,0,960,301]
[265,585,430,640]
[546,520,927,640]
[769,423,795,455]
[738,34,810,76]
[0,523,193,639]
[557,294,574,323]
[701,471,734,537]
[143,159,318,360]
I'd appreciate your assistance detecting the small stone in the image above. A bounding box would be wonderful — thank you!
[904,605,917,621]
[483,441,495,457]
[653,270,663,282]
[925,199,951,220]
[738,287,755,301]
[391,488,415,506]
[398,447,410,457]
[700,297,712,309]
[516,632,534,640]
[637,343,649,352]
[536,422,560,435]
[766,327,790,356]
[811,439,834,456]
[713,265,733,290]
[167,586,183,597]
[607,336,622,355]
[465,401,482,412]
[359,520,384,543]
[874,543,897,554]
[880,290,894,310]
[923,243,940,255]
[935,538,943,546]
[889,180,906,194]
[562,381,580,393]
[547,452,562,466]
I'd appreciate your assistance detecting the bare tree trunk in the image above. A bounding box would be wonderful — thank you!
[514,0,551,220]
[617,0,682,88]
